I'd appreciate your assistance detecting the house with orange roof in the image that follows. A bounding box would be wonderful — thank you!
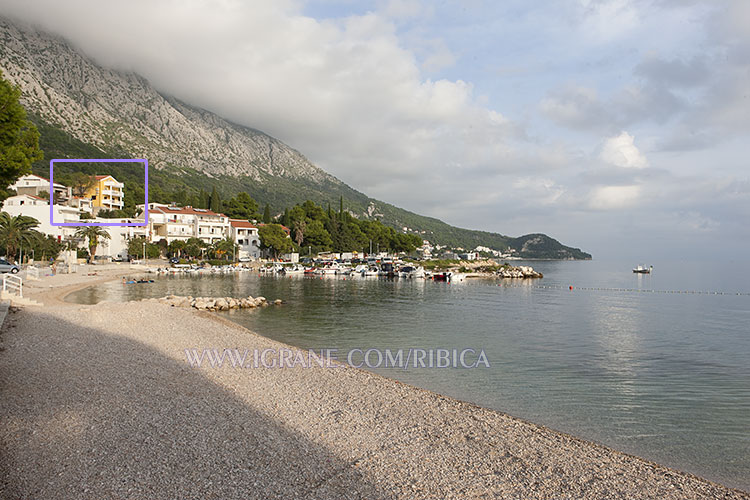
[230,219,261,260]
[144,203,230,245]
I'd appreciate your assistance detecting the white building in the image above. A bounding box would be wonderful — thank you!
[9,174,71,201]
[229,219,261,260]
[2,194,81,240]
[92,219,147,260]
[143,203,230,245]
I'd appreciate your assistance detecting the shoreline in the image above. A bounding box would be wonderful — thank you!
[2,272,748,498]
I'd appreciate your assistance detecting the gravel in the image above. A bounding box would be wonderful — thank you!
[0,275,748,499]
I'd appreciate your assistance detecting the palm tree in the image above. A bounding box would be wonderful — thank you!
[74,226,111,263]
[213,237,237,261]
[0,213,42,263]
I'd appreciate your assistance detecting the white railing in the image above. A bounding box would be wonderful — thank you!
[2,274,23,297]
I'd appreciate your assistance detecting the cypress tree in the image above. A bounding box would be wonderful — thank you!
[263,204,271,224]
[209,187,221,212]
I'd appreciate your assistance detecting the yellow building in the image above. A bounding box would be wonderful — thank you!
[84,175,125,211]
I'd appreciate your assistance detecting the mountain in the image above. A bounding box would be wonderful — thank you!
[0,17,591,260]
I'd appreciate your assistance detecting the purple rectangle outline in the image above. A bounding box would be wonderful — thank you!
[49,159,148,227]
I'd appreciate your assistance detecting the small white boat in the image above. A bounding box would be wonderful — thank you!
[398,265,425,279]
[282,264,306,275]
[362,266,379,277]
[633,265,653,274]
[314,261,340,275]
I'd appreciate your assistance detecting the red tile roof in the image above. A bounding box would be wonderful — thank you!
[229,219,257,228]
[152,206,225,217]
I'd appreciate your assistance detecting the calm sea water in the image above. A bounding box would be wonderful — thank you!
[67,259,750,490]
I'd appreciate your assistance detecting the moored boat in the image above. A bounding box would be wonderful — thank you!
[633,265,653,274]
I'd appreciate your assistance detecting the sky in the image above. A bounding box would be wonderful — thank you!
[3,0,749,260]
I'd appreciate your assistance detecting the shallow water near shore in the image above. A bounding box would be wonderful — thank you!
[66,259,750,491]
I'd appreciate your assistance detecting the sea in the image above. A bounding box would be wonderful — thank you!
[66,258,750,490]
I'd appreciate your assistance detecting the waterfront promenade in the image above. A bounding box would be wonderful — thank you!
[0,269,747,499]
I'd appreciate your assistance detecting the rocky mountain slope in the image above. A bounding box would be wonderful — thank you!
[0,16,591,259]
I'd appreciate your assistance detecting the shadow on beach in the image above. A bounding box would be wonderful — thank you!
[0,308,386,500]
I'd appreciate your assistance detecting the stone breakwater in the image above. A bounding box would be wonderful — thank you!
[149,294,283,311]
[496,265,543,279]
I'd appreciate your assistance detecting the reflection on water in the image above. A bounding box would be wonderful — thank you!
[66,260,750,490]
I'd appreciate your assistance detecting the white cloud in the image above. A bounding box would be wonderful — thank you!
[599,132,648,168]
[589,185,640,210]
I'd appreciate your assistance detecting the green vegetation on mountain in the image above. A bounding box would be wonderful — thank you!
[28,113,590,259]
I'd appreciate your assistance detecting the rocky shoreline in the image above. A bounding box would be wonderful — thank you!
[152,294,283,311]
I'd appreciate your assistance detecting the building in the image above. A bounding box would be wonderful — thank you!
[84,175,124,212]
[229,219,261,260]
[9,174,71,202]
[1,194,82,241]
[91,219,147,260]
[144,203,230,245]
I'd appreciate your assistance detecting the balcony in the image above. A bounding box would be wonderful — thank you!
[102,189,122,197]
[103,199,124,208]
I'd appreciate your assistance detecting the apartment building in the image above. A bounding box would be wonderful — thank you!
[229,219,261,260]
[84,175,124,211]
[144,203,230,245]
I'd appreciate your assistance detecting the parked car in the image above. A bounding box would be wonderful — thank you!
[169,257,180,264]
[0,259,20,274]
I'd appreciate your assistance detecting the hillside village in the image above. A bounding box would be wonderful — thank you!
[3,173,265,262]
[1,173,520,265]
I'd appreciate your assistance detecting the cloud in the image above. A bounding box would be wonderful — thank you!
[589,185,640,210]
[1,0,748,259]
[599,132,648,168]
[539,86,612,131]
[633,55,709,88]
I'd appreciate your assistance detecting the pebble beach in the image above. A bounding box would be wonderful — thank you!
[1,267,748,499]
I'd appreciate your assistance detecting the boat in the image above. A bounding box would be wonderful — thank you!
[633,265,653,274]
[282,264,306,275]
[399,265,426,279]
[432,272,452,282]
[362,265,379,277]
[314,261,340,275]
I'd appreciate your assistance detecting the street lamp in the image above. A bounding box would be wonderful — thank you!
[142,241,146,265]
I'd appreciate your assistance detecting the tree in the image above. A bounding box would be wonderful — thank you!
[74,226,111,263]
[69,172,97,197]
[0,213,42,261]
[127,236,159,259]
[28,234,63,262]
[183,237,206,260]
[292,219,306,246]
[302,219,332,251]
[258,224,292,259]
[168,239,186,258]
[198,189,210,209]
[212,237,237,261]
[209,186,221,212]
[222,192,259,220]
[0,70,42,197]
[262,204,271,224]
